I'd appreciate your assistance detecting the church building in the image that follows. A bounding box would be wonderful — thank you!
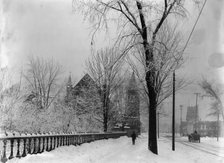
[124,73,141,134]
[112,73,141,135]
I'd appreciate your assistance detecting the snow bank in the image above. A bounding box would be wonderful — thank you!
[8,134,224,163]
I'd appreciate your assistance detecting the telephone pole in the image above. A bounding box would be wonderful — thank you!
[194,93,200,122]
[172,71,175,151]
[180,105,183,136]
[157,112,159,138]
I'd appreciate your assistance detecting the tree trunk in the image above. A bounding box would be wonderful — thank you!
[217,113,219,142]
[102,84,109,132]
[103,100,108,132]
[137,0,158,154]
[146,71,158,154]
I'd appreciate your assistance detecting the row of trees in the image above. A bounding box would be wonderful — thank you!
[0,57,96,133]
[75,0,224,155]
[74,0,199,154]
[1,0,222,156]
[86,47,125,132]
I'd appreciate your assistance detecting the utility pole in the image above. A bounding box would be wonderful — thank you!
[169,0,207,146]
[217,113,219,142]
[172,71,175,151]
[194,93,200,122]
[157,112,159,138]
[180,105,183,136]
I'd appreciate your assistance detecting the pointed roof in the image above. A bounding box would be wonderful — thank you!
[67,72,72,86]
[74,73,96,89]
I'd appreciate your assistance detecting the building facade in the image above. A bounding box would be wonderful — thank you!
[112,73,141,135]
[124,73,141,134]
[181,106,224,137]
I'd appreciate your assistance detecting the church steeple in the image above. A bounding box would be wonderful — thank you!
[65,72,73,103]
[125,72,141,134]
[67,72,72,87]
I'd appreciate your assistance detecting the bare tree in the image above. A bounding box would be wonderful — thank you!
[23,56,62,109]
[86,47,124,132]
[0,68,23,132]
[75,83,103,128]
[75,0,199,154]
[200,78,224,124]
[127,22,187,110]
[200,78,224,141]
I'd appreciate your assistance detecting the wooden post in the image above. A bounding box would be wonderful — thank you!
[1,140,8,163]
[9,139,14,159]
[33,138,37,154]
[42,137,45,152]
[46,137,49,151]
[54,137,56,149]
[16,139,21,158]
[22,139,27,157]
[38,137,41,153]
[28,138,31,154]
[50,137,53,151]
[172,71,175,151]
[57,137,59,147]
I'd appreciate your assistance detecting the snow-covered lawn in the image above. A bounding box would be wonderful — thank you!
[8,134,224,163]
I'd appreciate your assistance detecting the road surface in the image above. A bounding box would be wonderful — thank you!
[164,135,224,159]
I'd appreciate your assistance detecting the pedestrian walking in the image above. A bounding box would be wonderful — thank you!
[131,131,137,145]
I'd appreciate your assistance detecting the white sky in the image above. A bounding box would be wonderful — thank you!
[0,0,224,121]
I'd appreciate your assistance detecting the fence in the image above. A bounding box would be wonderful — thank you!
[0,132,127,163]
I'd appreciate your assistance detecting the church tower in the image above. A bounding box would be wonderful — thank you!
[65,73,73,103]
[125,72,141,134]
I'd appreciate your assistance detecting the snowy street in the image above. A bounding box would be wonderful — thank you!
[8,134,224,163]
[174,136,224,158]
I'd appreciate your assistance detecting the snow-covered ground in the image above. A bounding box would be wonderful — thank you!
[8,133,224,163]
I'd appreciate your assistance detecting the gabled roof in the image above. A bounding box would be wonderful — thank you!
[73,74,96,89]
[71,74,100,96]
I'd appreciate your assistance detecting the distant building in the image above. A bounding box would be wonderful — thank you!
[124,73,141,134]
[65,73,102,116]
[65,74,100,102]
[186,106,199,122]
[112,73,141,135]
[66,73,141,133]
[181,106,224,137]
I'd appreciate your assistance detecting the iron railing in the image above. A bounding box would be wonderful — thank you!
[0,132,127,163]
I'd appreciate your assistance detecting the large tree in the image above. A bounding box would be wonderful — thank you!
[0,68,23,132]
[127,22,187,109]
[200,79,224,122]
[75,0,198,154]
[86,47,124,131]
[200,78,224,141]
[23,56,62,109]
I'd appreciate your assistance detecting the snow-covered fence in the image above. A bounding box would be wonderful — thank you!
[0,132,127,163]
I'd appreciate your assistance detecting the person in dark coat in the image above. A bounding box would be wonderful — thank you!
[131,131,137,145]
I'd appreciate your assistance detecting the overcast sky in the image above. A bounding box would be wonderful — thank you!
[0,0,224,121]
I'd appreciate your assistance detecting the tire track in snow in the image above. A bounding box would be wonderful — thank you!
[163,136,224,159]
[175,137,224,157]
[178,141,224,159]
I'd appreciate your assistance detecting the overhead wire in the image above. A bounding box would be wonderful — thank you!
[182,0,208,53]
